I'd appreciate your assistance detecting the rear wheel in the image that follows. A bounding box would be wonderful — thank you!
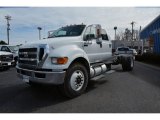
[59,63,88,98]
[106,64,111,70]
[121,57,134,71]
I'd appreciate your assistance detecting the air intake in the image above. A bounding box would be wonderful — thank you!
[39,48,44,61]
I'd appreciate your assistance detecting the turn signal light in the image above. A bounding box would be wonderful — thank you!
[51,57,68,64]
[57,57,68,64]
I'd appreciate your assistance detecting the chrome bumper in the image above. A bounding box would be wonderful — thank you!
[0,60,15,67]
[16,66,66,85]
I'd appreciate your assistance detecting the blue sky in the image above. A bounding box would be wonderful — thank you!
[0,7,160,45]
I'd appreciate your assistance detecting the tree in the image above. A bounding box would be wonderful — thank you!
[0,40,7,45]
[116,28,139,41]
[124,28,132,41]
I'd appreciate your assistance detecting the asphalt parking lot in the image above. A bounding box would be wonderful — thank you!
[0,61,160,113]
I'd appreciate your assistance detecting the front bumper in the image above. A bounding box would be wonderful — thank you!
[0,60,15,68]
[16,66,66,85]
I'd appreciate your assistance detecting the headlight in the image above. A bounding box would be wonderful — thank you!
[51,57,68,64]
[51,57,57,64]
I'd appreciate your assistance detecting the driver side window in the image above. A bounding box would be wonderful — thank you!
[57,30,66,36]
[84,26,96,40]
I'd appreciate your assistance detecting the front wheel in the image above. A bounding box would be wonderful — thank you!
[59,63,88,98]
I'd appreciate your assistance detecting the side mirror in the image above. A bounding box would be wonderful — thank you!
[96,29,102,44]
[96,29,101,38]
[83,34,89,41]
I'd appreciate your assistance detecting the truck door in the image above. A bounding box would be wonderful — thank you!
[83,25,109,63]
[101,29,112,61]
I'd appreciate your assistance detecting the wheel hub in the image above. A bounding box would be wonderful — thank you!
[70,70,85,91]
[76,76,83,84]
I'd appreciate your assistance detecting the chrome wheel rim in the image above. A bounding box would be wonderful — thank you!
[70,70,85,91]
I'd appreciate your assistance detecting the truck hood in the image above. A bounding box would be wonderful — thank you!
[21,36,81,48]
[0,51,13,56]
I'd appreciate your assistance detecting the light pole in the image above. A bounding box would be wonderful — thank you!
[114,26,117,40]
[131,21,135,41]
[5,15,11,45]
[139,26,143,54]
[114,26,117,50]
[37,27,42,40]
[131,21,136,48]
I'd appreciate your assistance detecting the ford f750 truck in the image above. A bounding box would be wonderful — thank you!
[16,24,134,98]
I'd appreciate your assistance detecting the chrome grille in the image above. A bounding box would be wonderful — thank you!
[18,48,38,67]
[19,48,37,52]
[0,55,13,62]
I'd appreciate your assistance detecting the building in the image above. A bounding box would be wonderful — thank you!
[140,14,160,54]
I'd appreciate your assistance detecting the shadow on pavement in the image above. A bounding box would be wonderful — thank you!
[0,78,108,113]
[0,84,68,113]
[86,79,108,93]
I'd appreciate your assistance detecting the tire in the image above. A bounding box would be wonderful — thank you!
[112,58,119,65]
[121,57,134,71]
[59,63,88,98]
[106,64,111,70]
[14,57,18,67]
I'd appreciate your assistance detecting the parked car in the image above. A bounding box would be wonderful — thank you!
[115,47,136,60]
[0,51,14,70]
[115,47,132,55]
[0,45,19,65]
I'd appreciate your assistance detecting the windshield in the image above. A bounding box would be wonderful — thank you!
[48,25,86,38]
[118,47,129,51]
[8,46,19,52]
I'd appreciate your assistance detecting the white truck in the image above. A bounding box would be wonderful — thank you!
[16,24,134,98]
[0,51,14,70]
[0,45,19,65]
